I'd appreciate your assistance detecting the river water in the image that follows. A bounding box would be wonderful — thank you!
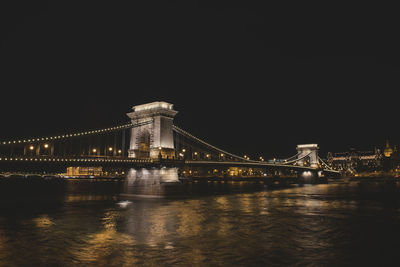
[1,179,400,266]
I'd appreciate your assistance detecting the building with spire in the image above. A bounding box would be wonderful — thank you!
[384,139,393,158]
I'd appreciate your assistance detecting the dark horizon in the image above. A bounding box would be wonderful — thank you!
[1,2,398,159]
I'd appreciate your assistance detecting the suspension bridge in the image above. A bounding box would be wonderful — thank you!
[0,102,339,182]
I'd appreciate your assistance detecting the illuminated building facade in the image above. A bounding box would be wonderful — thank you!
[327,148,383,173]
[66,166,103,176]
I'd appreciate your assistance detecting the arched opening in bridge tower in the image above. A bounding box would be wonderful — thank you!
[137,131,150,158]
[303,156,311,167]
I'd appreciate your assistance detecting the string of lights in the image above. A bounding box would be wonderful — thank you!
[173,125,255,162]
[279,153,301,162]
[318,156,333,170]
[173,125,308,165]
[280,152,312,165]
[0,157,153,163]
[0,120,153,146]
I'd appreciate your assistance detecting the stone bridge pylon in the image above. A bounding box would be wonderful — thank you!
[127,101,178,159]
[296,144,319,168]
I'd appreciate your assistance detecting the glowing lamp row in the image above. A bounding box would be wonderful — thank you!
[0,124,133,146]
[0,157,153,163]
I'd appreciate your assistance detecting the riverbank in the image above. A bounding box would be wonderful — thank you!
[348,172,400,182]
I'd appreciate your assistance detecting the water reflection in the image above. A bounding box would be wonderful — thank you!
[1,180,400,265]
[73,210,137,266]
[176,200,203,238]
[66,194,117,203]
[33,215,55,228]
[0,229,9,263]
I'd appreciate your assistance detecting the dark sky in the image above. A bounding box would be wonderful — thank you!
[1,2,398,159]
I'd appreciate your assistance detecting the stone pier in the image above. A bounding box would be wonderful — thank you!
[122,167,184,197]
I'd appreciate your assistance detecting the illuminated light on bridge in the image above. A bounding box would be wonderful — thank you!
[0,123,135,146]
[133,101,174,112]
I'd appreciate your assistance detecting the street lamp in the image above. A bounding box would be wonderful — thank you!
[29,145,34,156]
[42,144,49,156]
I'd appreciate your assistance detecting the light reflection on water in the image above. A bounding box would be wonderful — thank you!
[32,215,55,228]
[1,180,400,265]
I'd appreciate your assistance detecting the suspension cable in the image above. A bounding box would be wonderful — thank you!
[318,156,333,170]
[173,125,311,165]
[280,151,312,165]
[173,125,254,162]
[279,153,300,162]
[277,153,300,162]
[0,119,152,146]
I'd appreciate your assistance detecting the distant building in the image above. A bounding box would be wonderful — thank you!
[66,166,103,176]
[384,139,394,157]
[390,147,400,171]
[383,141,400,171]
[327,148,383,173]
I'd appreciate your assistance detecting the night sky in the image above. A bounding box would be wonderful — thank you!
[1,2,398,159]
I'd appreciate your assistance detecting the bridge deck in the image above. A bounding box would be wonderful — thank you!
[0,156,340,175]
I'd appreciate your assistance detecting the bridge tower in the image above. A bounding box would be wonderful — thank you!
[127,101,178,159]
[296,144,320,168]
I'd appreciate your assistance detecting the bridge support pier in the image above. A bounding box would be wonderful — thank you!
[122,167,184,197]
[298,170,327,184]
[298,170,317,184]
